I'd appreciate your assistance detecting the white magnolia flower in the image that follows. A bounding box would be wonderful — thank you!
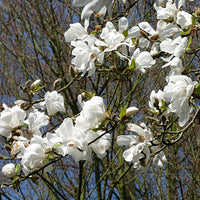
[117,123,153,170]
[71,36,104,76]
[76,95,108,131]
[86,130,111,159]
[126,106,138,117]
[102,17,141,57]
[0,105,26,138]
[73,0,113,28]
[149,90,165,113]
[54,118,88,161]
[11,136,29,158]
[155,0,166,7]
[125,26,140,52]
[2,163,16,178]
[30,79,41,91]
[64,23,88,42]
[21,135,51,174]
[100,20,125,52]
[177,11,193,29]
[154,0,192,29]
[163,75,197,127]
[160,36,188,58]
[162,56,184,75]
[129,48,156,73]
[25,110,49,136]
[44,91,65,116]
[152,151,167,168]
[139,20,180,42]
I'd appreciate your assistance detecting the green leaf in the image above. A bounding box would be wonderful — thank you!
[108,106,112,115]
[131,38,135,45]
[193,83,200,98]
[172,122,178,132]
[164,16,174,23]
[119,105,127,120]
[52,143,63,149]
[32,86,45,92]
[48,153,54,159]
[192,13,198,18]
[192,16,195,25]
[129,58,136,71]
[15,164,20,174]
[148,109,158,114]
[123,30,128,37]
[13,177,20,189]
[181,28,191,36]
[82,90,96,98]
[18,124,27,129]
[90,30,97,35]
[186,36,192,51]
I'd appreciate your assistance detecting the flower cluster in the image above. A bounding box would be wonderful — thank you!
[0,88,110,176]
[117,123,167,170]
[66,0,196,169]
[1,0,199,179]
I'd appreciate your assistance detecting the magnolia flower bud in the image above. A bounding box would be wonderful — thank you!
[30,79,41,91]
[2,163,16,178]
[69,65,79,78]
[14,100,26,106]
[125,107,138,117]
[4,144,12,152]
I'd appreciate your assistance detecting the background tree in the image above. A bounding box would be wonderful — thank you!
[0,0,200,199]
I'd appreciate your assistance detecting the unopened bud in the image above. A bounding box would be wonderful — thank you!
[14,100,26,106]
[126,107,138,117]
[4,144,12,152]
[81,92,86,98]
[69,65,78,78]
[30,79,41,91]
[95,25,102,32]
[20,102,28,109]
[15,130,22,136]
[25,80,31,87]
[195,7,200,16]
[2,163,16,178]
[44,148,52,154]
[53,78,62,89]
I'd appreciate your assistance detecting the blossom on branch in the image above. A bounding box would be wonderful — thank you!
[0,105,26,138]
[76,95,108,131]
[154,0,192,29]
[129,48,156,73]
[100,18,126,52]
[54,118,88,161]
[163,75,197,127]
[86,130,111,159]
[64,23,88,42]
[25,110,49,136]
[2,163,16,178]
[11,136,29,158]
[117,123,153,170]
[73,0,113,28]
[149,90,165,113]
[21,135,52,174]
[44,91,65,116]
[71,37,104,76]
